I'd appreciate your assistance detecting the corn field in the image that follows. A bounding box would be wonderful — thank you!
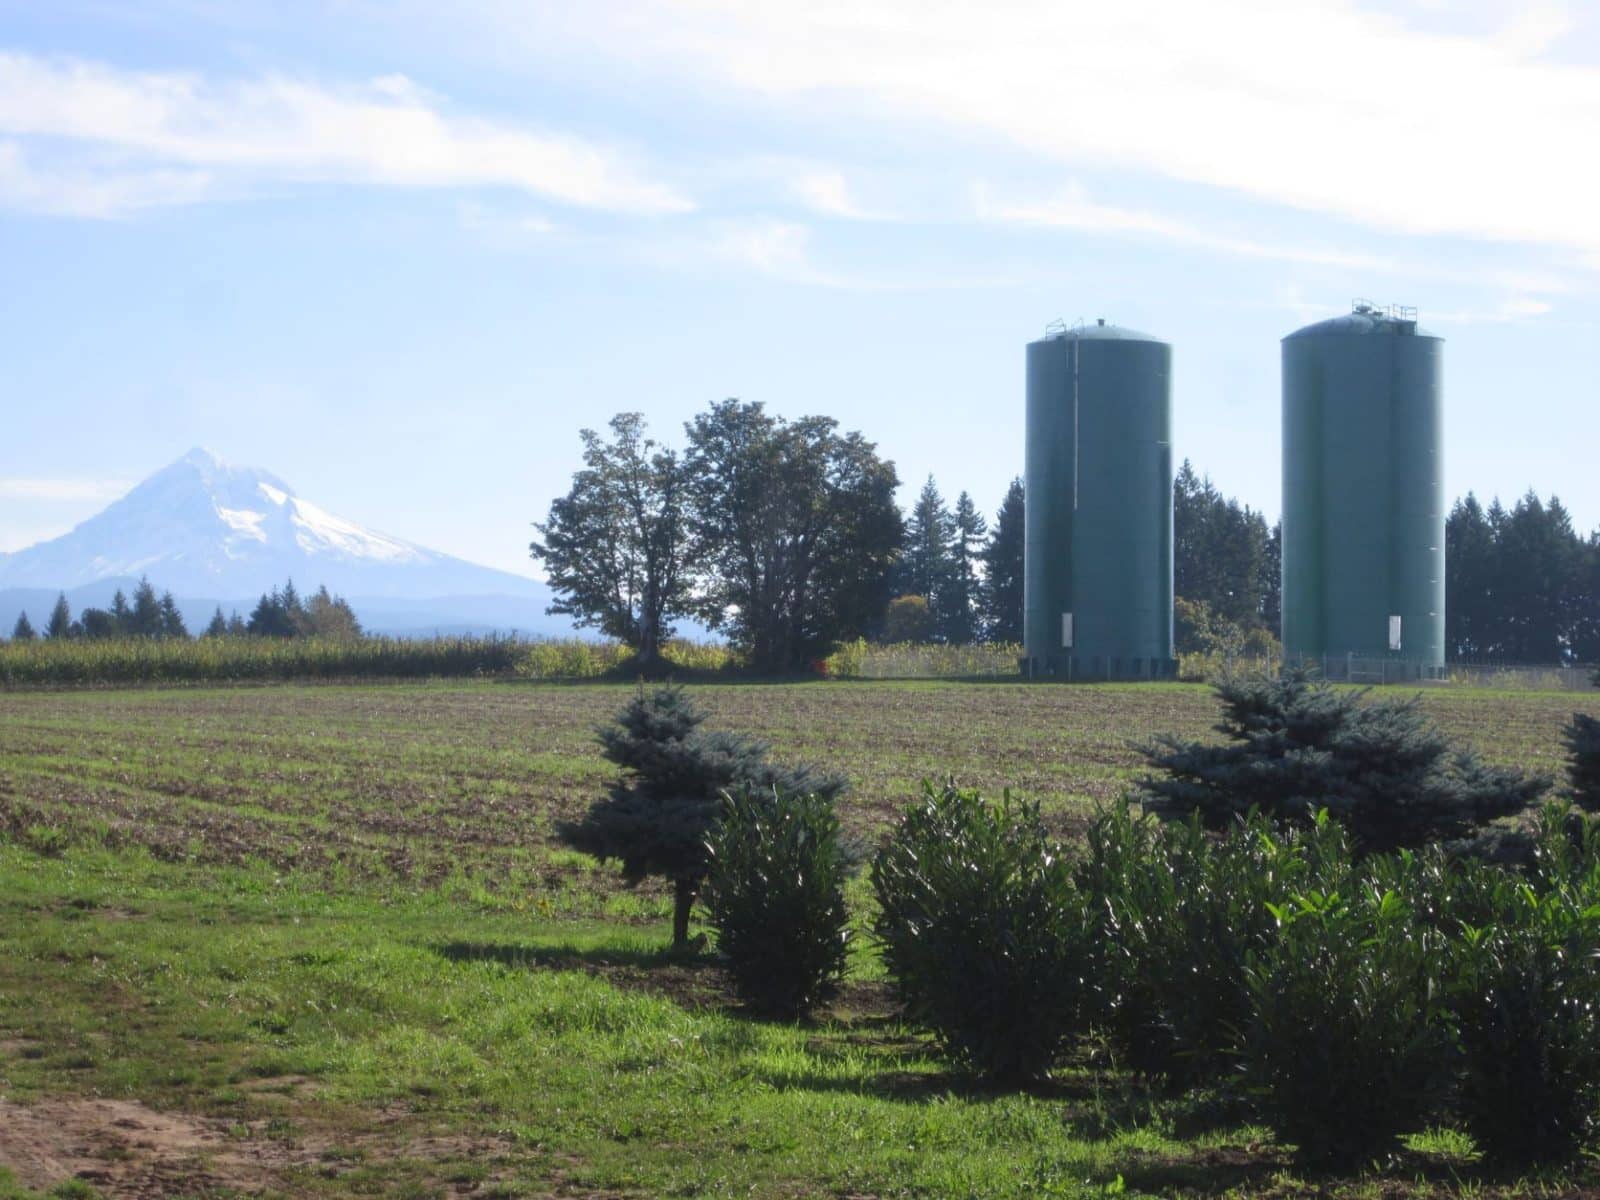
[0,635,743,686]
[824,639,1023,679]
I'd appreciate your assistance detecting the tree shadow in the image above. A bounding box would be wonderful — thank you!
[433,939,702,972]
[1114,1142,1600,1199]
[431,938,735,1011]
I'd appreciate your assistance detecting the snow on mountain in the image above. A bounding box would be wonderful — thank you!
[0,448,568,635]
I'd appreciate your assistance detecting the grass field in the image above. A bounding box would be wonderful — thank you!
[2,679,1597,1198]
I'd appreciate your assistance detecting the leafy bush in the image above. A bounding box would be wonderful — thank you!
[1564,712,1600,813]
[1242,837,1454,1165]
[1143,671,1546,852]
[1078,803,1322,1084]
[1174,596,1280,683]
[1449,809,1600,1166]
[872,780,1085,1083]
[701,785,856,1016]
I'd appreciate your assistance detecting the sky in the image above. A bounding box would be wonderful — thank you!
[0,0,1596,577]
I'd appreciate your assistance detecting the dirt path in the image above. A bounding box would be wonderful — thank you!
[0,1090,525,1198]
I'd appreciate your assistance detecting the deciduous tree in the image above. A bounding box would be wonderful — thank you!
[532,413,690,676]
[684,400,901,672]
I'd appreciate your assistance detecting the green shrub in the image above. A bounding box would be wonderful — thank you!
[872,780,1085,1083]
[1143,671,1546,852]
[1242,839,1454,1165]
[701,785,856,1017]
[1448,810,1600,1166]
[1078,803,1322,1084]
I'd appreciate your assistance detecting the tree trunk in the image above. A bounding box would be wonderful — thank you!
[637,616,668,680]
[671,877,696,950]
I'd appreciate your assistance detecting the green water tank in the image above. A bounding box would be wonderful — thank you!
[1281,304,1445,677]
[1024,319,1173,679]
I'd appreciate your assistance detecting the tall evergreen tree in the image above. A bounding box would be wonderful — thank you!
[109,589,131,631]
[204,607,229,638]
[248,587,299,637]
[45,593,73,640]
[900,476,955,620]
[1447,494,1498,659]
[129,577,162,637]
[1173,461,1276,631]
[10,611,36,641]
[937,491,987,644]
[1446,490,1595,664]
[979,478,1025,643]
[157,591,188,639]
[1261,521,1282,635]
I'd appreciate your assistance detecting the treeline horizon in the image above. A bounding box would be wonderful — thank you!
[6,399,1595,669]
[530,401,1599,672]
[6,577,362,644]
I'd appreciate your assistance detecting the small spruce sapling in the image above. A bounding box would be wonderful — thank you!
[1142,670,1546,852]
[558,685,842,950]
[1563,713,1600,814]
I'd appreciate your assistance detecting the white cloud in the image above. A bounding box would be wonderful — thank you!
[0,52,692,217]
[457,199,559,238]
[705,218,844,285]
[639,217,1013,289]
[522,0,1600,255]
[974,181,1386,270]
[0,141,214,217]
[1428,295,1555,324]
[0,477,130,501]
[790,169,880,220]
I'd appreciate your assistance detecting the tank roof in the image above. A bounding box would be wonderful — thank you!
[1284,303,1438,341]
[1032,318,1164,345]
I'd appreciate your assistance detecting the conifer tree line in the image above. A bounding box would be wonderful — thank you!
[6,578,361,642]
[1448,492,1600,664]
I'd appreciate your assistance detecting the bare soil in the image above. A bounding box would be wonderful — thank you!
[0,1092,523,1198]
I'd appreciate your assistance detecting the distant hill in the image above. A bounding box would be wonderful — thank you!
[0,448,576,638]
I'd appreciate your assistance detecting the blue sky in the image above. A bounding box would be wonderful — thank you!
[1,0,1596,577]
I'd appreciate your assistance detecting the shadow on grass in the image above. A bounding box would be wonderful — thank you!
[433,939,703,971]
[431,937,735,1011]
[1114,1140,1600,1199]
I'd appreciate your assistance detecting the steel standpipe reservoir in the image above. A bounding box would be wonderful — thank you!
[1281,302,1446,680]
[1023,319,1174,680]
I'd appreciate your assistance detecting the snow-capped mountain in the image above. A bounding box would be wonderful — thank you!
[0,448,569,636]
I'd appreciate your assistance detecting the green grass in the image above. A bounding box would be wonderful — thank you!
[1,679,1597,1197]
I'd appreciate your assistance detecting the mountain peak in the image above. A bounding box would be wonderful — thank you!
[0,449,542,601]
[180,446,224,469]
